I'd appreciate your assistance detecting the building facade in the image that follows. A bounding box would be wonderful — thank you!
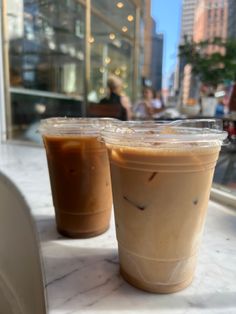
[180,0,199,42]
[227,0,236,39]
[175,0,198,101]
[150,19,163,91]
[180,0,228,104]
[142,0,152,85]
[194,0,228,45]
[0,0,144,142]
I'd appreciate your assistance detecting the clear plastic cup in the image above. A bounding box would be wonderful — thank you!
[39,117,114,238]
[102,119,227,293]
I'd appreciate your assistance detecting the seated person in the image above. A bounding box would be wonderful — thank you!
[133,87,153,120]
[100,75,132,120]
[151,90,165,118]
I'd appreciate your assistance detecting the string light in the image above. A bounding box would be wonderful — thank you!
[109,33,116,40]
[127,15,134,22]
[115,68,121,75]
[99,67,105,73]
[116,2,124,8]
[99,87,105,94]
[104,57,111,64]
[89,36,95,44]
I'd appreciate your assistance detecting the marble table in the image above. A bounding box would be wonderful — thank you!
[0,142,236,314]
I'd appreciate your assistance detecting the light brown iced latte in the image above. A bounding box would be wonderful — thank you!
[103,121,226,293]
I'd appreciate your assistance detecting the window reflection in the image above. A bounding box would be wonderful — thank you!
[5,0,141,142]
[7,0,86,141]
[89,0,135,103]
[9,0,85,96]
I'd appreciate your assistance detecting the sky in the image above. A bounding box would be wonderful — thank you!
[151,0,182,88]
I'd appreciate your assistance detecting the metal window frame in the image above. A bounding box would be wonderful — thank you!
[132,5,140,102]
[0,1,6,142]
[1,0,12,140]
[84,0,91,116]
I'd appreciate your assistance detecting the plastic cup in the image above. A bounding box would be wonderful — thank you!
[102,119,227,293]
[39,117,113,238]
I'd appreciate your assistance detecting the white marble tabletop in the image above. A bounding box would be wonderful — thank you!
[0,142,236,314]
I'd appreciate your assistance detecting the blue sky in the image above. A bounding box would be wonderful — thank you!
[151,0,182,87]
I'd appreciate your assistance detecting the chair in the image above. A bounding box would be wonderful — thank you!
[87,102,122,119]
[0,171,47,314]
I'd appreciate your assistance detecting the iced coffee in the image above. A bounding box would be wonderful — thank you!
[102,120,226,293]
[40,118,113,238]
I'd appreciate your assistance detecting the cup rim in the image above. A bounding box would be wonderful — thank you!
[101,119,228,146]
[38,117,115,135]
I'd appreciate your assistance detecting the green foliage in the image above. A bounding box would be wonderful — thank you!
[179,36,236,87]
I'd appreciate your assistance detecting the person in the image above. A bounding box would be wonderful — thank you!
[133,87,153,119]
[150,90,165,118]
[215,97,225,117]
[99,75,132,120]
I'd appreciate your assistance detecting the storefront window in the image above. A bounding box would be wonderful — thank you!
[89,0,135,102]
[9,0,85,95]
[7,0,85,141]
[91,0,135,36]
[2,0,141,142]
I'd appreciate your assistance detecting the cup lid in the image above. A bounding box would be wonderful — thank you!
[101,119,228,147]
[39,117,115,135]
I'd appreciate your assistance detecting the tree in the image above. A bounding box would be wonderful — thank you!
[179,36,236,90]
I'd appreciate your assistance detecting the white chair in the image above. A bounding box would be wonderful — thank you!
[0,171,47,314]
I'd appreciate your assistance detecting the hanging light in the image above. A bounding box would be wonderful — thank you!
[127,15,134,22]
[99,87,105,94]
[115,68,121,75]
[99,67,105,73]
[104,57,111,64]
[109,33,116,40]
[122,26,128,32]
[116,2,124,8]
[89,36,95,44]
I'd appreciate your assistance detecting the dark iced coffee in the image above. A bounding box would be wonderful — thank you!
[40,118,112,238]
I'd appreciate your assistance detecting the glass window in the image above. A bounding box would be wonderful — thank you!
[7,0,85,141]
[221,8,224,19]
[91,0,135,38]
[208,9,211,19]
[89,0,135,103]
[9,0,85,95]
[213,117,236,197]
